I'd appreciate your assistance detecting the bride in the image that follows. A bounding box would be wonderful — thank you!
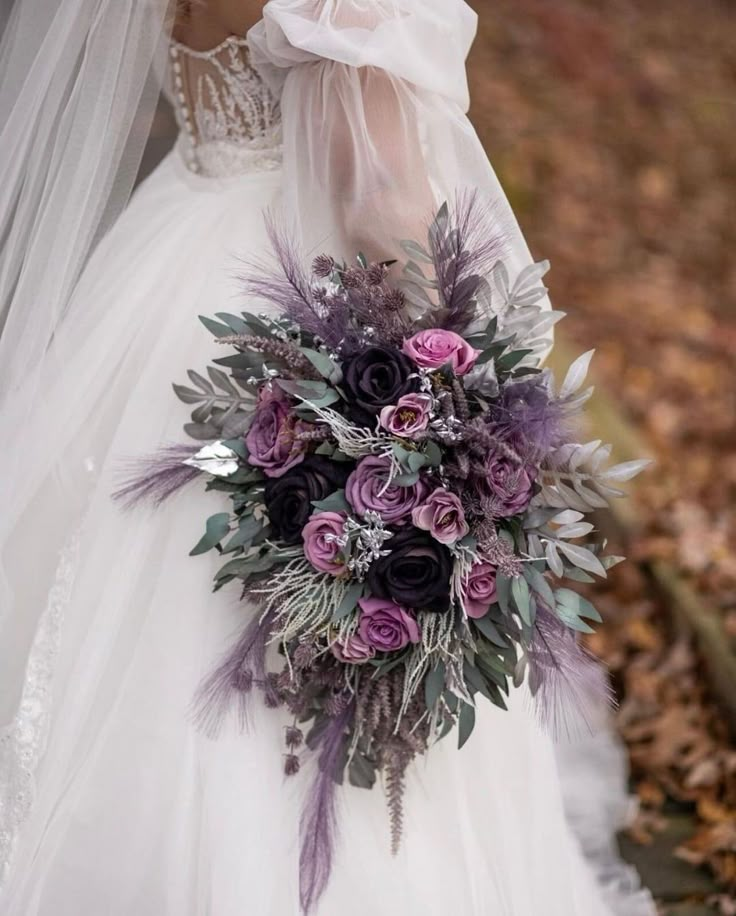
[0,1,655,913]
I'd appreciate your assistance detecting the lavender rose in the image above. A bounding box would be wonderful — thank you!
[379,393,433,439]
[402,328,480,376]
[346,455,429,524]
[332,633,376,664]
[411,488,469,545]
[367,526,452,612]
[481,450,535,518]
[341,345,420,428]
[462,561,498,619]
[302,511,348,575]
[246,387,309,478]
[264,456,351,545]
[357,596,420,653]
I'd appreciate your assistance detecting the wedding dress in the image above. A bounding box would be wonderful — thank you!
[0,2,655,914]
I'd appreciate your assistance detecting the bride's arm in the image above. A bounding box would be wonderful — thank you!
[249,0,478,261]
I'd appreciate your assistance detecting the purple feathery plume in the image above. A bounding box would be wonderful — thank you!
[527,604,614,740]
[191,606,277,738]
[488,374,569,463]
[428,189,509,334]
[241,214,351,350]
[300,701,355,915]
[112,443,202,509]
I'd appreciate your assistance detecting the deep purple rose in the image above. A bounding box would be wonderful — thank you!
[411,488,469,545]
[246,387,309,478]
[332,633,376,664]
[357,596,420,652]
[367,526,453,612]
[346,455,429,524]
[462,561,498,619]
[481,450,535,518]
[341,345,420,428]
[264,456,351,545]
[402,328,480,376]
[302,511,347,575]
[379,393,433,439]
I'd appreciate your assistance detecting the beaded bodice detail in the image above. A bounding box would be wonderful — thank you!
[168,35,282,178]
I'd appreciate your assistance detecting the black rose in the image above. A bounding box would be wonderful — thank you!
[264,456,351,546]
[341,345,420,428]
[367,526,452,613]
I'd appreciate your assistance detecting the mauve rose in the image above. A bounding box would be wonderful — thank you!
[332,633,376,664]
[246,388,309,478]
[264,456,351,546]
[367,526,452,612]
[379,393,433,438]
[341,345,420,427]
[463,561,498,619]
[346,455,429,524]
[411,488,469,545]
[481,450,535,518]
[302,511,347,575]
[402,328,480,376]
[358,596,420,652]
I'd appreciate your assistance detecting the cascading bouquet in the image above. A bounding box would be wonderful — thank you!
[117,196,648,913]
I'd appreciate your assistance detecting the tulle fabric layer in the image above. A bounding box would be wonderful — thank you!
[0,154,652,914]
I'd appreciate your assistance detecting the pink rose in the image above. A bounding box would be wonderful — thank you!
[332,633,376,664]
[358,596,421,652]
[346,455,429,524]
[302,511,348,575]
[402,329,480,376]
[379,393,433,438]
[412,488,469,545]
[246,387,310,478]
[462,561,498,619]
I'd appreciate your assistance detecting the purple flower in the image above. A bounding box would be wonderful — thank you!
[302,511,348,576]
[402,328,480,376]
[264,456,351,545]
[331,633,376,664]
[341,345,420,428]
[246,387,309,478]
[411,488,469,545]
[379,393,433,439]
[346,455,429,524]
[462,561,498,619]
[357,596,420,653]
[367,526,453,612]
[481,450,535,518]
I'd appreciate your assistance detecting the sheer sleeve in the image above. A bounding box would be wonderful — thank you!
[248,0,551,318]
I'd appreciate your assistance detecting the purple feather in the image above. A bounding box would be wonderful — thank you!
[113,443,202,508]
[429,190,509,334]
[488,374,570,463]
[300,702,354,915]
[241,215,351,350]
[528,604,614,740]
[191,606,276,738]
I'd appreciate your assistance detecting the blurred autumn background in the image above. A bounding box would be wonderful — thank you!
[466,0,736,911]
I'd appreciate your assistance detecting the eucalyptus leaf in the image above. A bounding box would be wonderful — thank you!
[199,315,231,337]
[424,661,446,711]
[400,239,434,264]
[458,702,476,749]
[332,580,363,622]
[312,489,350,514]
[348,752,377,790]
[190,512,231,557]
[523,565,555,610]
[496,573,512,615]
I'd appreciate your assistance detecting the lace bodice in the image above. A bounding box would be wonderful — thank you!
[168,35,282,178]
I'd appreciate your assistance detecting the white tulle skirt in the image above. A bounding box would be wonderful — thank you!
[0,151,654,915]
